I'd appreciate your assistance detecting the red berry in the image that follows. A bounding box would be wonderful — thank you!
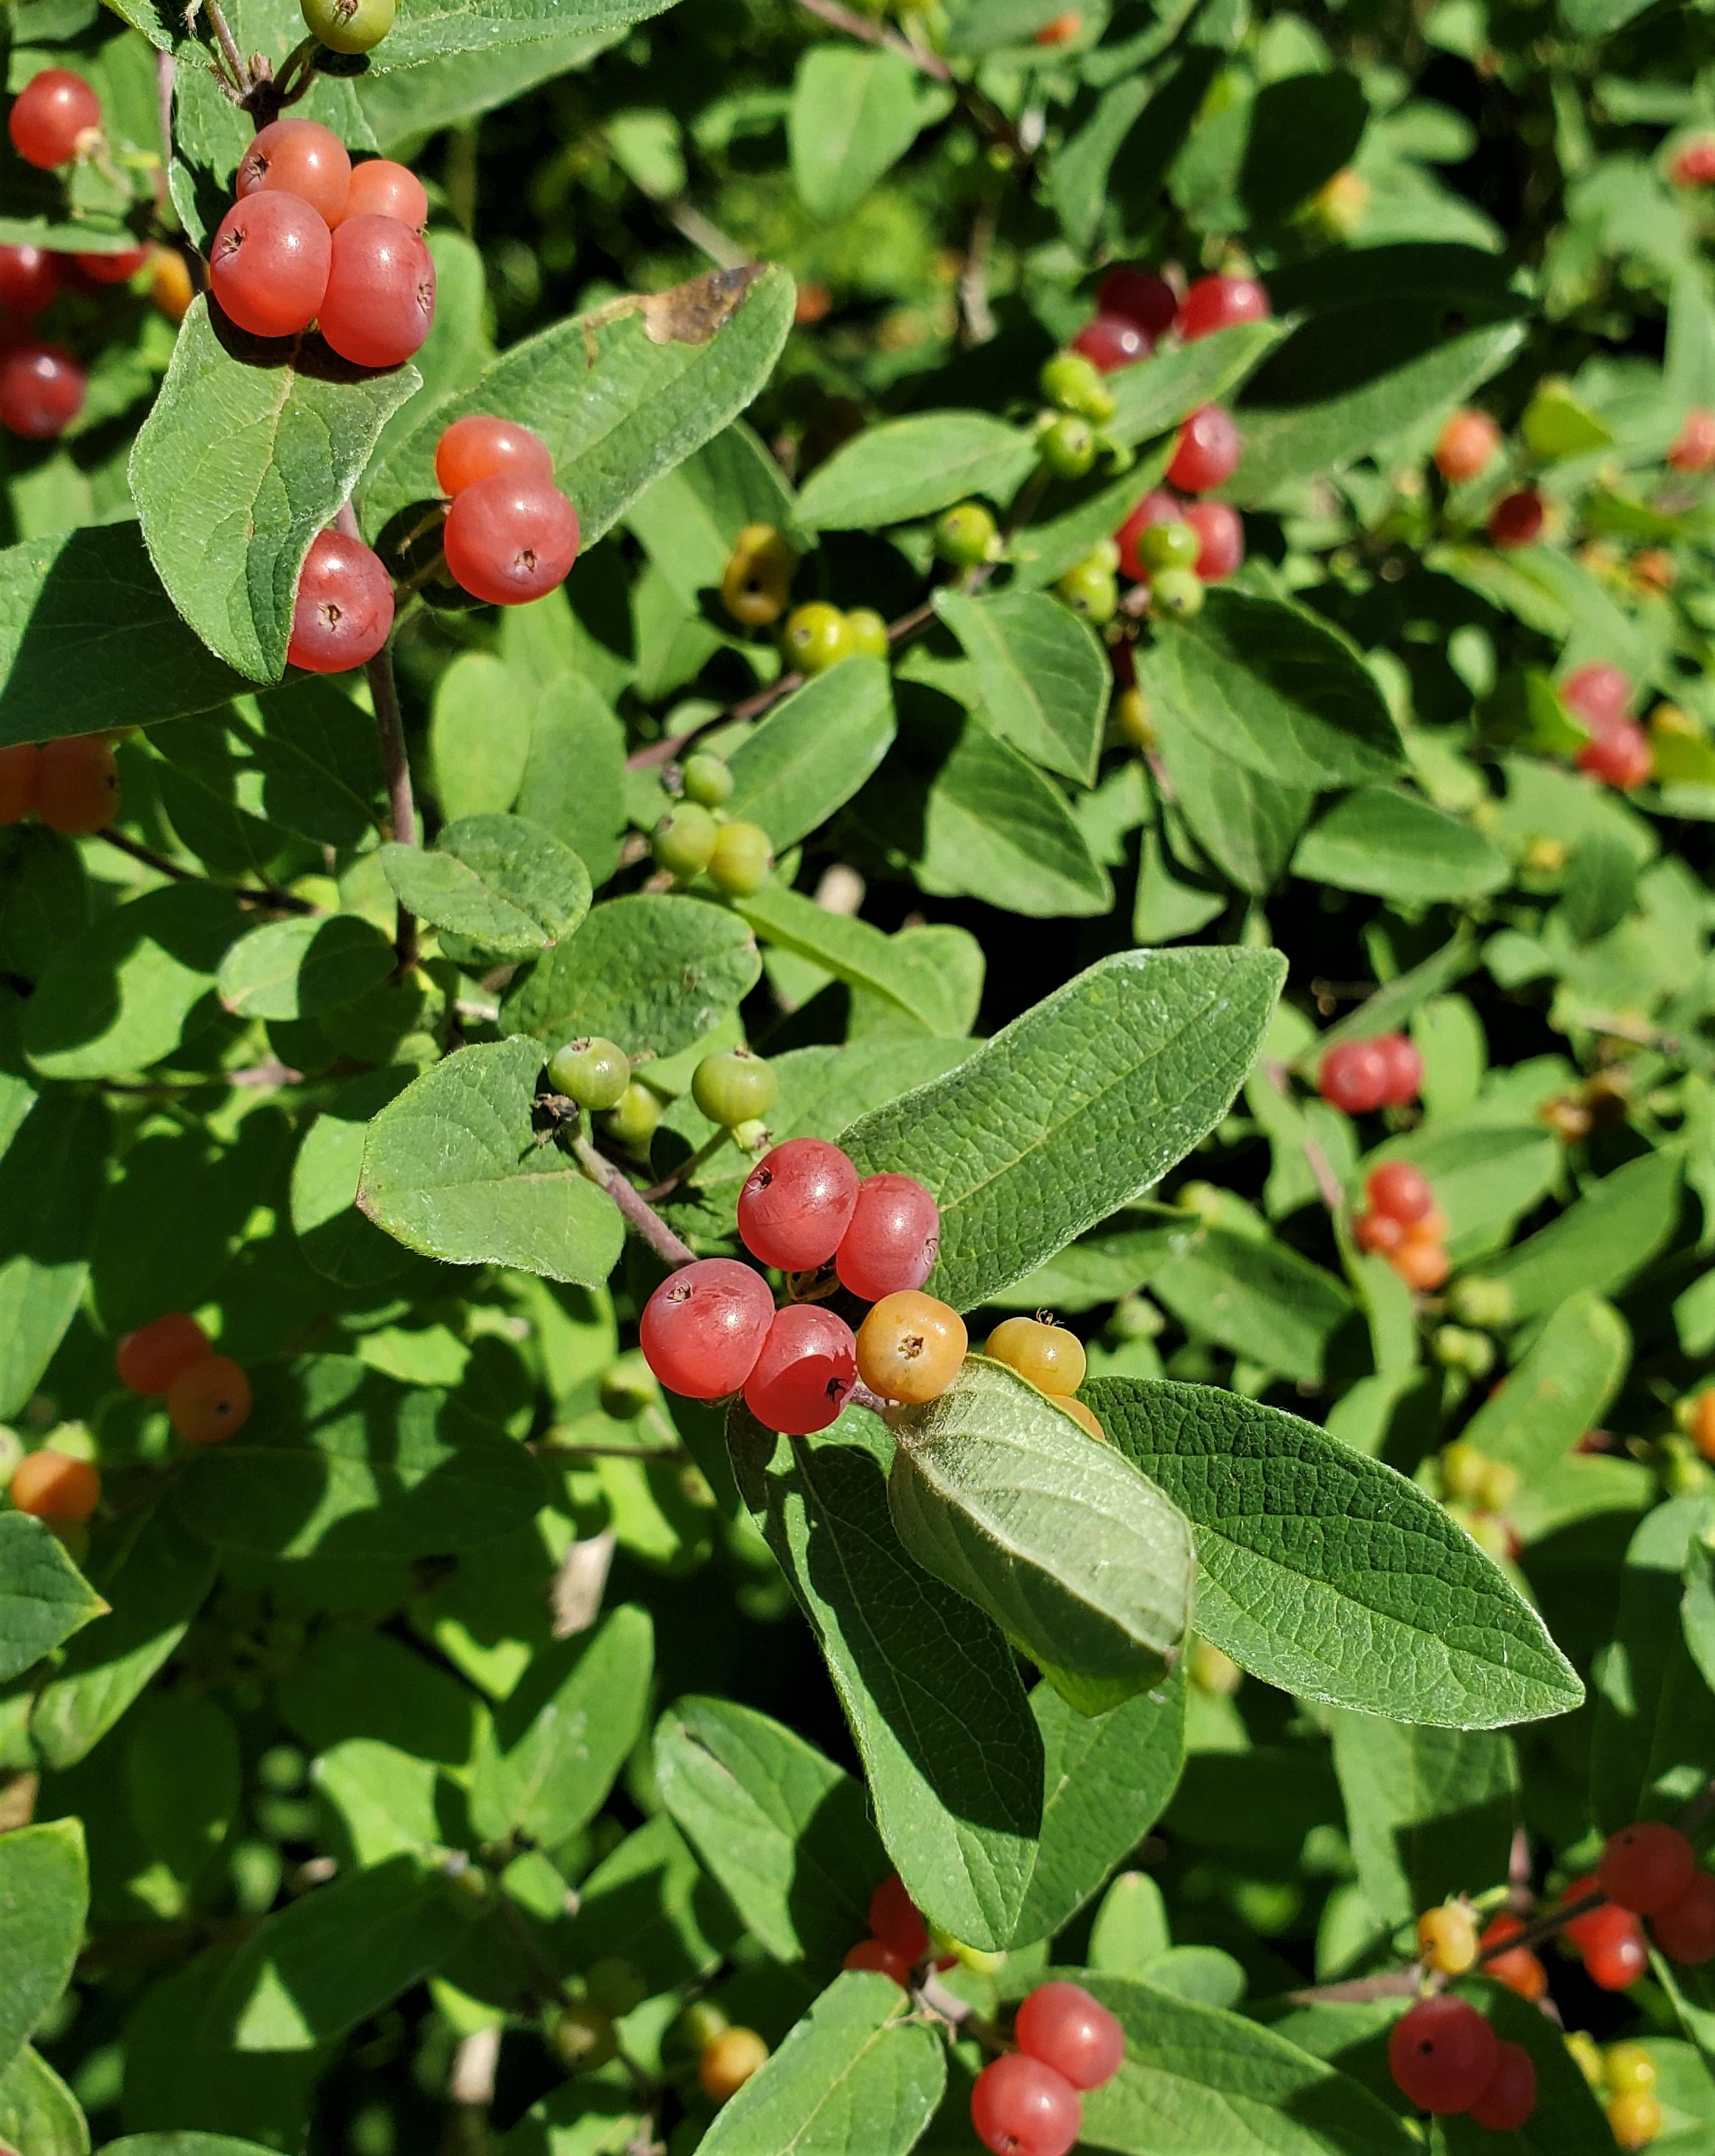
[1669,407,1715,474]
[1179,274,1270,341]
[1562,662,1630,727]
[287,529,394,674]
[1559,1874,1610,1949]
[1577,716,1653,790]
[0,743,39,825]
[1182,499,1243,580]
[869,1873,928,1963]
[1014,1983,1124,2092]
[0,343,84,439]
[209,192,331,339]
[1651,1871,1715,1964]
[843,1938,913,1986]
[1375,1032,1424,1107]
[1071,313,1147,373]
[1582,1904,1650,1989]
[338,159,428,231]
[319,215,434,368]
[74,246,149,285]
[1481,1914,1548,2000]
[167,1354,251,1444]
[115,1312,211,1395]
[0,245,59,316]
[640,1258,775,1401]
[35,735,117,834]
[1318,1038,1390,1115]
[970,2054,1082,2156]
[1489,489,1544,549]
[738,1138,860,1273]
[1366,1161,1433,1225]
[9,70,101,170]
[742,1304,857,1436]
[434,414,554,498]
[1354,1209,1405,1254]
[835,1173,939,1301]
[1116,489,1180,583]
[1599,1822,1697,1915]
[1672,137,1715,186]
[1166,404,1240,493]
[237,117,352,227]
[443,476,580,607]
[1096,267,1177,340]
[1433,408,1501,483]
[1386,1995,1497,2114]
[1469,2040,1536,2132]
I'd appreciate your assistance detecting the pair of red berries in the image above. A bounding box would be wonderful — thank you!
[210,117,433,366]
[0,733,119,835]
[114,1310,253,1445]
[970,1984,1125,2156]
[1562,661,1654,791]
[1352,1161,1448,1292]
[1568,1821,1715,1975]
[843,1872,934,1986]
[1388,1997,1535,2130]
[1318,1032,1422,1116]
[1071,268,1270,375]
[1115,489,1245,584]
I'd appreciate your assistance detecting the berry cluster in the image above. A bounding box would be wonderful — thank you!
[546,1032,669,1158]
[1317,1031,1423,1116]
[1387,1996,1534,2132]
[1072,266,1269,375]
[0,733,120,835]
[1581,1819,1715,1969]
[116,1310,254,1444]
[652,751,773,897]
[1113,487,1245,621]
[1353,1160,1449,1293]
[843,1871,932,1986]
[435,414,580,608]
[1580,2039,1666,2149]
[1438,1437,1520,1562]
[210,118,433,364]
[970,1982,1125,2156]
[715,522,886,672]
[1562,661,1653,791]
[781,599,889,675]
[9,1447,101,1534]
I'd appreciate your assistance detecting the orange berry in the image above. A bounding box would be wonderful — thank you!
[698,2027,768,2104]
[984,1315,1086,1397]
[11,1450,100,1522]
[855,1291,967,1405]
[1480,1914,1548,2000]
[1433,408,1501,482]
[1354,1209,1404,1254]
[35,734,118,835]
[0,743,39,824]
[115,1311,211,1395]
[1691,1391,1715,1463]
[1060,1397,1107,1442]
[1391,1234,1450,1291]
[167,1354,252,1444]
[149,244,195,323]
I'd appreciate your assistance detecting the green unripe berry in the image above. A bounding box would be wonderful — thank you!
[603,1082,662,1152]
[721,524,796,627]
[928,1924,1006,1974]
[1088,538,1121,573]
[1478,1456,1520,1513]
[692,1048,777,1128]
[546,1036,631,1111]
[1039,414,1096,480]
[681,751,734,809]
[1040,350,1115,424]
[302,0,394,52]
[782,602,850,675]
[653,803,719,879]
[1440,1438,1490,1503]
[934,501,998,568]
[1450,1276,1514,1329]
[1138,521,1200,572]
[586,1957,649,2016]
[550,2001,616,2072]
[708,819,773,897]
[1150,566,1204,617]
[1056,559,1118,625]
[1431,1324,1496,1380]
[599,1353,658,1422]
[673,2000,731,2056]
[731,1116,771,1152]
[843,607,890,661]
[1115,685,1153,751]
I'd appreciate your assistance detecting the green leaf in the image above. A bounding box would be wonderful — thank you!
[1441,1982,1616,2156]
[1458,1292,1629,1478]
[0,2045,88,2156]
[499,894,762,1058]
[380,816,592,959]
[125,1693,242,1906]
[726,1402,1043,1952]
[734,883,978,1037]
[130,302,420,683]
[654,1697,884,1964]
[1293,787,1509,903]
[933,588,1110,786]
[22,884,242,1082]
[1149,1226,1354,1384]
[470,1604,653,1846]
[313,1739,443,1867]
[430,651,534,821]
[1593,1498,1715,1830]
[843,947,1285,1313]
[290,1068,424,1290]
[724,658,896,849]
[366,0,683,72]
[363,266,794,550]
[1105,319,1292,449]
[103,2141,288,2156]
[789,46,939,219]
[567,1812,733,1995]
[1090,1378,1584,1728]
[698,1972,947,2156]
[216,914,396,1023]
[888,1358,1194,1714]
[0,1819,86,2079]
[369,229,496,470]
[796,414,1036,530]
[358,1037,624,1284]
[1152,715,1311,893]
[1329,1712,1517,1930]
[515,675,630,886]
[1459,1147,1683,1326]
[172,1356,548,1559]
[238,678,386,851]
[0,1095,108,1419]
[0,1512,105,1683]
[1312,931,1480,1054]
[625,422,804,598]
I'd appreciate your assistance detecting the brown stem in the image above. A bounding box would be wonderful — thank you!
[1287,1969,1423,2006]
[99,827,316,914]
[793,0,953,78]
[1304,1136,1345,1215]
[641,1126,733,1203]
[338,499,420,973]
[196,0,251,94]
[572,1136,698,1267]
[850,1381,891,1415]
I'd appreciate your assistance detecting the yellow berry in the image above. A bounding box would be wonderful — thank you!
[699,2026,769,2104]
[1416,1903,1478,1975]
[984,1315,1086,1397]
[1608,2089,1663,2150]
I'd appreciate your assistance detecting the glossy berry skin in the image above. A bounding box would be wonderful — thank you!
[1652,1869,1715,1963]
[1672,137,1715,186]
[1062,1397,1107,1442]
[1057,557,1116,622]
[1669,407,1715,473]
[168,1355,252,1444]
[237,119,351,226]
[605,1081,661,1152]
[1377,1033,1424,1107]
[546,1037,630,1111]
[1319,1038,1391,1115]
[11,1450,100,1522]
[1367,1161,1433,1225]
[856,1291,967,1405]
[1116,490,1180,583]
[1071,312,1147,373]
[319,215,435,368]
[1167,405,1240,494]
[698,2028,768,2104]
[1600,1821,1697,1914]
[286,529,392,675]
[843,1938,912,1986]
[935,502,998,568]
[782,602,849,675]
[1562,661,1630,726]
[1469,2041,1536,2132]
[36,735,117,835]
[1040,350,1115,424]
[738,1139,860,1273]
[0,743,38,824]
[0,343,85,439]
[1433,408,1501,482]
[303,0,396,56]
[1179,274,1270,341]
[1480,1913,1548,2000]
[709,820,774,897]
[870,1874,929,1962]
[1183,499,1243,580]
[340,159,426,229]
[641,1259,775,1401]
[1416,1903,1478,1975]
[1578,717,1653,790]
[210,194,330,339]
[1608,2044,1660,2096]
[443,476,577,605]
[742,1304,857,1435]
[1354,1209,1404,1255]
[1582,1904,1650,1989]
[1609,2090,1665,2150]
[1386,1995,1497,2113]
[1098,267,1177,341]
[1014,1983,1124,2091]
[9,70,101,170]
[970,2053,1082,2156]
[986,1315,1085,1397]
[843,608,890,661]
[148,246,195,323]
[681,751,732,808]
[1138,519,1200,573]
[653,803,718,879]
[693,1049,777,1130]
[1393,1232,1450,1293]
[1040,414,1096,480]
[435,414,552,497]
[1489,488,1545,549]
[836,1173,940,1301]
[1151,566,1203,617]
[722,524,796,624]
[0,244,58,316]
[116,1313,211,1396]
[75,245,148,285]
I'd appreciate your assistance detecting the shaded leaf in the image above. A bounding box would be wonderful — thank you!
[933,588,1109,786]
[0,1513,105,1685]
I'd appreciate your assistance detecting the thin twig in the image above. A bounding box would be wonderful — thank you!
[959,198,997,347]
[662,200,751,271]
[98,827,316,914]
[573,1136,697,1267]
[195,0,251,94]
[1287,1969,1422,2006]
[641,1127,734,1203]
[793,0,953,77]
[337,501,420,973]
[1304,1136,1345,1215]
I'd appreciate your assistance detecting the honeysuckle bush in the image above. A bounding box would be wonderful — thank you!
[12,0,1715,2148]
